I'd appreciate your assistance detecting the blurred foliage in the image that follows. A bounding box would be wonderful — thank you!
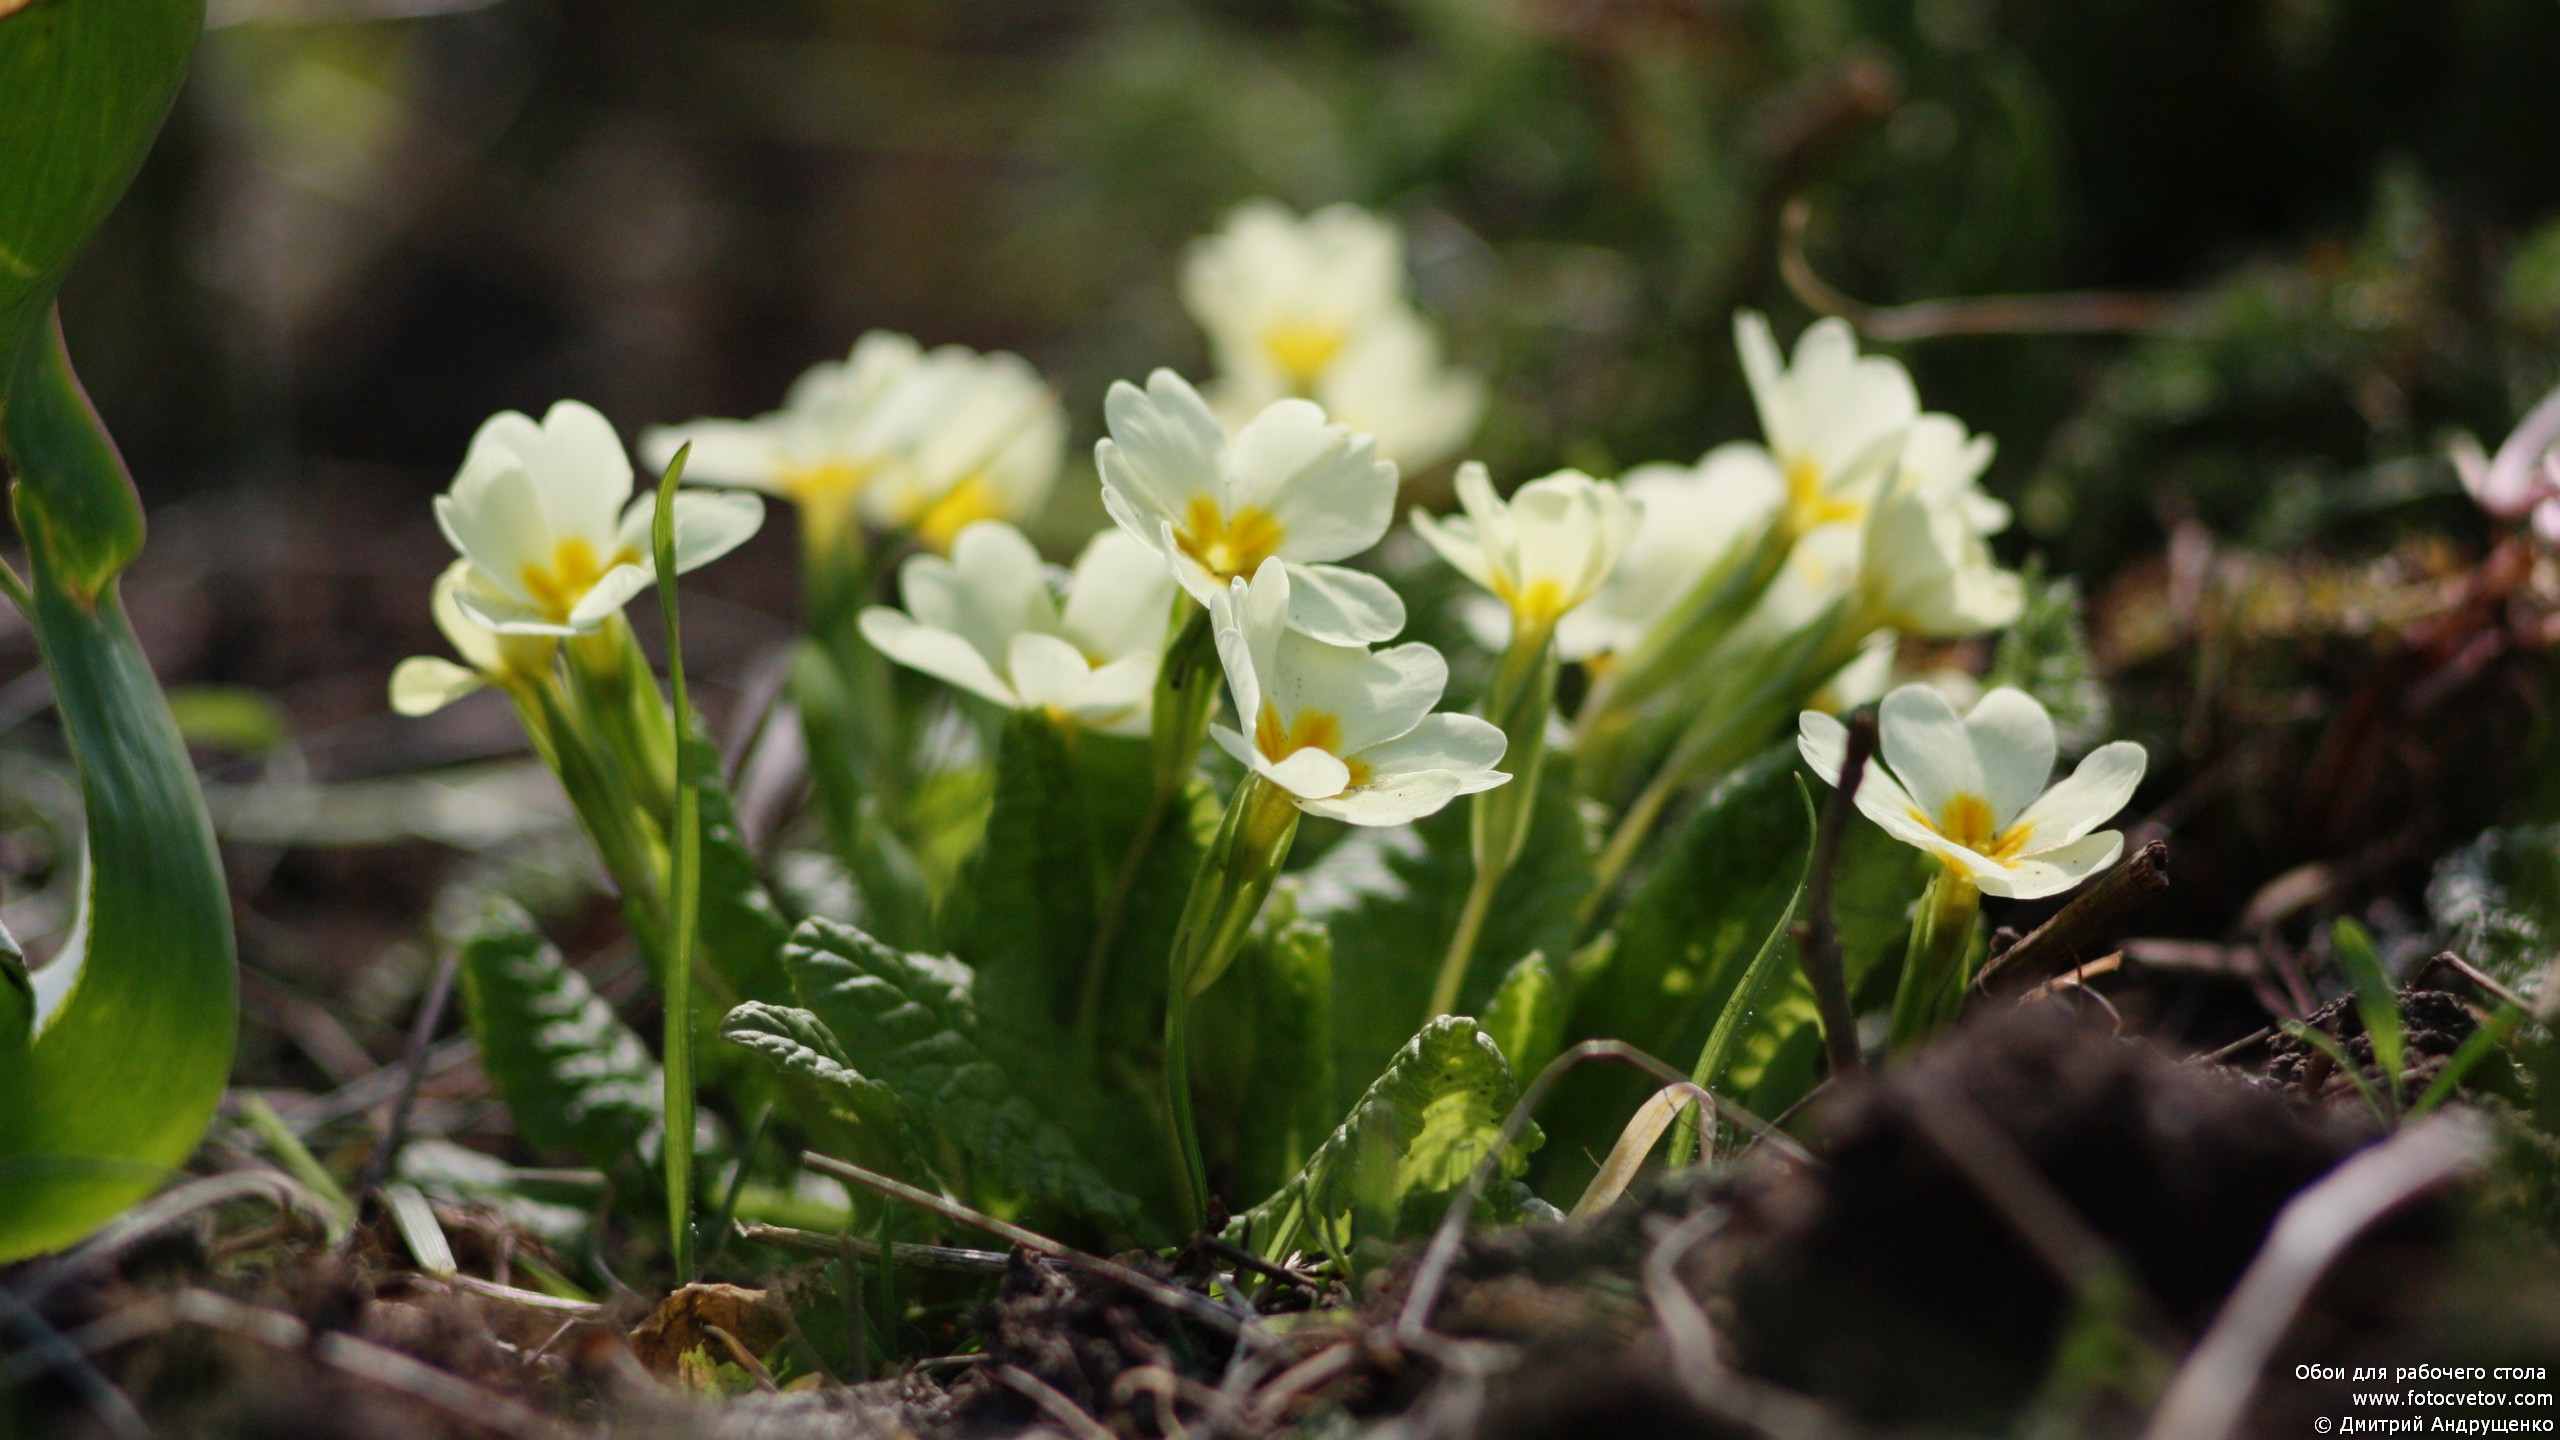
[57,0,2560,580]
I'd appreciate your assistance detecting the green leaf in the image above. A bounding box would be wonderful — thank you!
[1541,743,1910,1195]
[1669,875,1804,1166]
[1189,900,1336,1209]
[1291,762,1596,1114]
[952,709,1093,1046]
[457,898,661,1170]
[719,1002,900,1137]
[2427,824,2560,999]
[1225,1016,1537,1264]
[1480,950,1564,1082]
[0,2,237,1263]
[2328,917,2403,1111]
[782,917,1139,1230]
[1986,562,2110,757]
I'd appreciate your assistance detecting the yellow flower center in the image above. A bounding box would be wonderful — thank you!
[1260,322,1348,391]
[776,458,875,509]
[913,475,1004,553]
[1785,454,1866,535]
[1919,791,2035,863]
[1494,575,1568,627]
[521,536,639,624]
[1255,702,1367,788]
[1177,495,1287,580]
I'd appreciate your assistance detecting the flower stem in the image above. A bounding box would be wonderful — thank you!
[1160,773,1300,1230]
[651,447,701,1280]
[1429,863,1502,1020]
[1888,867,1982,1052]
[1429,626,1557,1021]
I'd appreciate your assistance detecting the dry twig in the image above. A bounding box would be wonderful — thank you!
[1973,840,2171,997]
[798,1152,1258,1341]
[1797,709,1875,1077]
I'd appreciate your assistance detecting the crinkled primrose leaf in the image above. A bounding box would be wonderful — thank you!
[457,899,663,1171]
[1224,1015,1538,1266]
[779,917,1140,1230]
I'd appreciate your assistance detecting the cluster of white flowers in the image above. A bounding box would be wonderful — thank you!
[394,198,2128,867]
[640,332,1066,554]
[1183,201,1483,473]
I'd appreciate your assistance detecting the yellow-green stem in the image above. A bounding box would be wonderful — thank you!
[1428,861,1504,1020]
[1160,774,1300,1229]
[651,448,701,1278]
[1887,867,1982,1051]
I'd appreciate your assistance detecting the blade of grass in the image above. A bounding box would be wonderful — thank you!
[238,1094,353,1237]
[2410,1007,2523,1117]
[652,445,701,1278]
[2279,1020,2389,1123]
[2328,918,2403,1119]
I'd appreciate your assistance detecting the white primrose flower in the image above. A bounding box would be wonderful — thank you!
[389,561,556,716]
[1798,684,2147,900]
[1854,464,2023,638]
[1208,559,1508,826]
[1735,310,1920,536]
[436,400,764,636]
[639,332,1064,551]
[856,521,1173,736]
[1411,464,1642,636]
[1547,445,1786,662]
[1096,368,1405,644]
[1183,199,1483,472]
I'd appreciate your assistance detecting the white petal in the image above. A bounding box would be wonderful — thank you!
[2008,741,2148,850]
[1408,505,1497,595]
[1977,831,2124,901]
[1351,712,1508,778]
[858,608,1020,709]
[1963,687,2057,828]
[1876,682,1981,819]
[1299,769,1466,826]
[1797,709,1849,785]
[1071,652,1160,736]
[1061,527,1177,660]
[1210,583,1263,740]
[1004,632,1094,713]
[1733,311,1790,455]
[436,465,551,606]
[532,400,637,543]
[453,585,579,637]
[1262,744,1353,800]
[1262,632,1445,756]
[617,489,767,576]
[1097,370,1227,526]
[1278,561,1405,644]
[429,560,505,673]
[389,658,486,717]
[637,420,789,494]
[564,563,656,631]
[1230,400,1398,562]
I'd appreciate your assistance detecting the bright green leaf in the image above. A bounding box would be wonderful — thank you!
[457,898,661,1170]
[1225,1016,1537,1264]
[1480,950,1564,1083]
[782,918,1139,1230]
[1292,762,1595,1115]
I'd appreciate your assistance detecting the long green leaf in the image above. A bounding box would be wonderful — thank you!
[0,0,236,1262]
[457,899,661,1170]
[1225,1016,1537,1264]
[1479,950,1564,1083]
[781,917,1139,1230]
